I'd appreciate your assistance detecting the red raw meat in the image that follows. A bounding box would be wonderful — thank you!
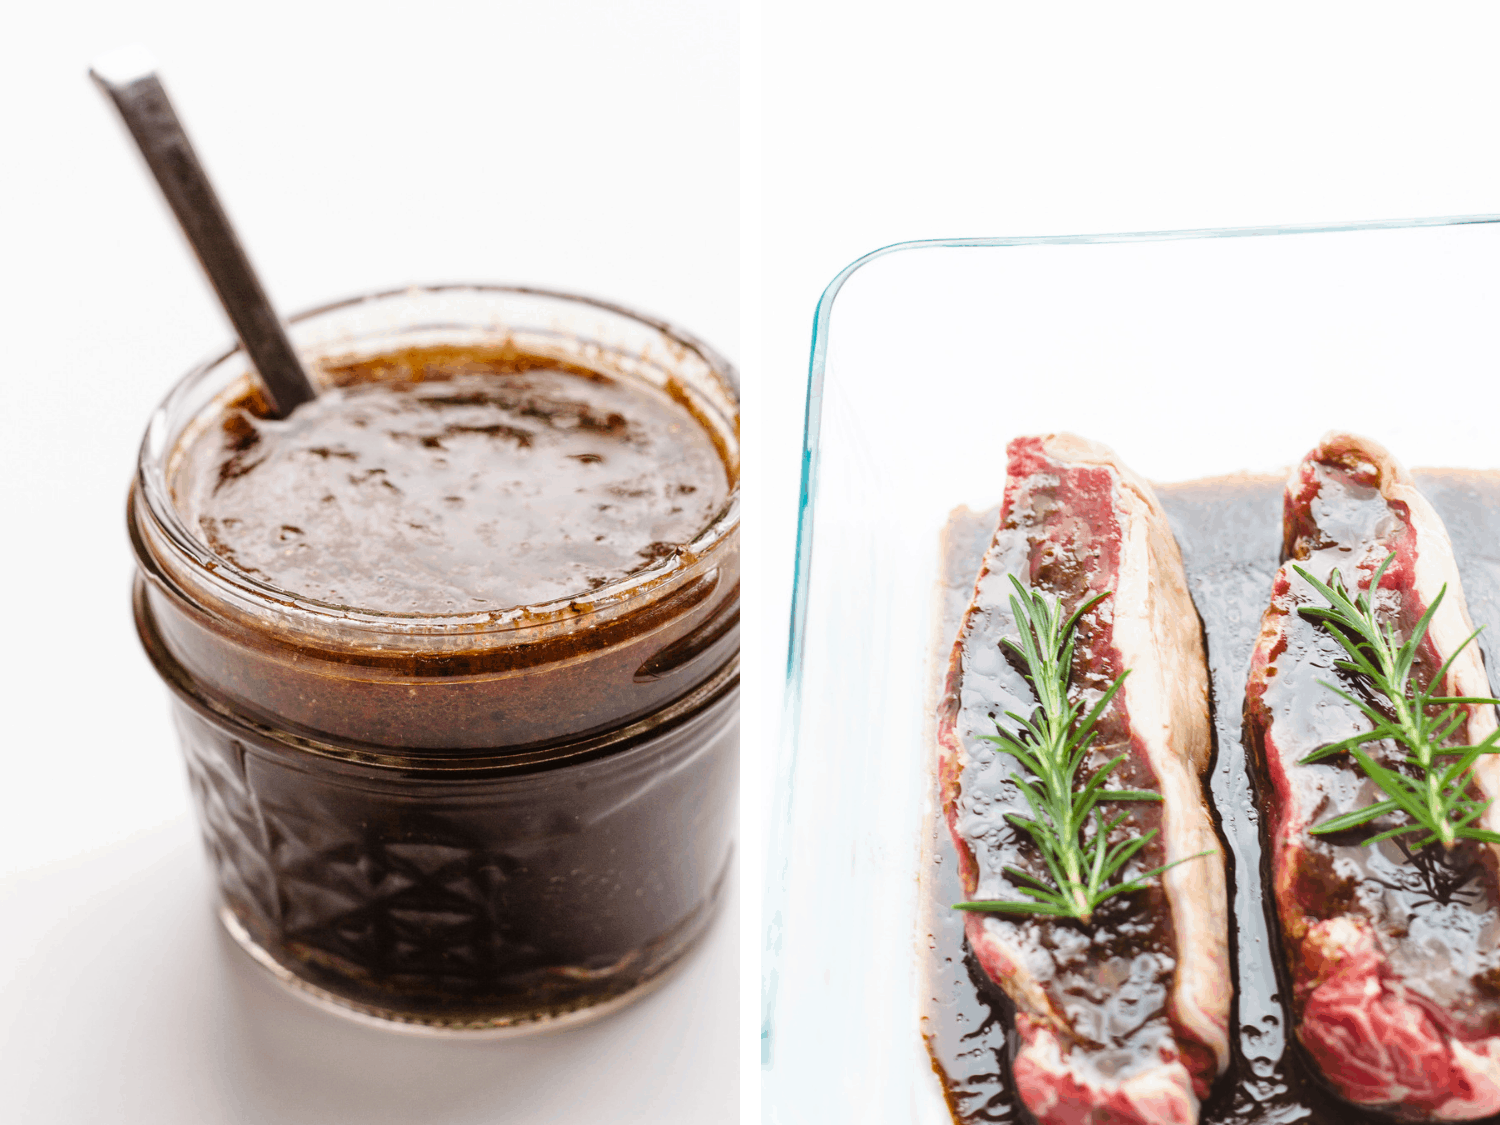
[1245,432,1500,1121]
[937,434,1230,1125]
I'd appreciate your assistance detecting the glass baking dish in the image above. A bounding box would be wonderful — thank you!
[763,215,1500,1123]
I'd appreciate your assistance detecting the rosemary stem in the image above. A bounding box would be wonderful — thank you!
[1416,715,1453,849]
[1061,825,1090,920]
[1394,692,1453,848]
[1382,626,1456,850]
[1044,683,1091,918]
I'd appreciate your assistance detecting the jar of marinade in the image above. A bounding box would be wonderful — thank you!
[128,285,739,1033]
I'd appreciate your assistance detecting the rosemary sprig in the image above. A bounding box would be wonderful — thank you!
[1293,553,1500,851]
[954,576,1204,924]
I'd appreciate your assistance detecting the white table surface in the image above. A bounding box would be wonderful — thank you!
[2,821,737,1124]
[0,3,736,1122]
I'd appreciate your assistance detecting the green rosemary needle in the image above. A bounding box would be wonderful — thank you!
[954,575,1203,924]
[1294,553,1500,851]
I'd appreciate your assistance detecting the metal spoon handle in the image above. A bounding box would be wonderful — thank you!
[90,51,317,418]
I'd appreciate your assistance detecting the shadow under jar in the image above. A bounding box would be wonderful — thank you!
[128,286,739,1034]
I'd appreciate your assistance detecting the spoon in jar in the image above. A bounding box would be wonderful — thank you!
[90,47,318,419]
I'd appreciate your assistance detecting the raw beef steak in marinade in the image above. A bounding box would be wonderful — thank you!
[936,433,1231,1125]
[1245,432,1500,1121]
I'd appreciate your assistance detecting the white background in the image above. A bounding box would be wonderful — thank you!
[746,4,1500,1122]
[0,3,735,1123]
[749,0,1500,799]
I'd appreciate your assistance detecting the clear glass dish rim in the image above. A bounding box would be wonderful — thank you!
[763,209,1500,1071]
[136,282,740,637]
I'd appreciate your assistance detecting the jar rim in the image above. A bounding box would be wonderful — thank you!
[134,283,740,642]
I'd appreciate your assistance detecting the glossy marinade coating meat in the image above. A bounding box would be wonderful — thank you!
[1244,433,1500,1120]
[936,433,1231,1125]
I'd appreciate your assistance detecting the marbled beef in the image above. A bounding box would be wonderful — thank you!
[937,433,1231,1125]
[1245,432,1500,1121]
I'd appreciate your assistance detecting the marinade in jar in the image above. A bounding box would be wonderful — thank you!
[131,286,740,1032]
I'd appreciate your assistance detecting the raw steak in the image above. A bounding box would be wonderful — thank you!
[1244,432,1500,1121]
[936,433,1231,1125]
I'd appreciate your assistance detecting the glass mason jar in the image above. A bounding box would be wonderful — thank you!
[128,286,739,1034]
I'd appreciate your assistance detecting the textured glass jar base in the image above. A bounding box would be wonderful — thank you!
[217,859,729,1037]
[168,682,737,1034]
[139,586,738,1038]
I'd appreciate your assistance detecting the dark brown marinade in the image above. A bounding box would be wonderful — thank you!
[135,343,740,752]
[925,470,1500,1125]
[133,337,740,1026]
[175,343,731,615]
[137,580,738,1025]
